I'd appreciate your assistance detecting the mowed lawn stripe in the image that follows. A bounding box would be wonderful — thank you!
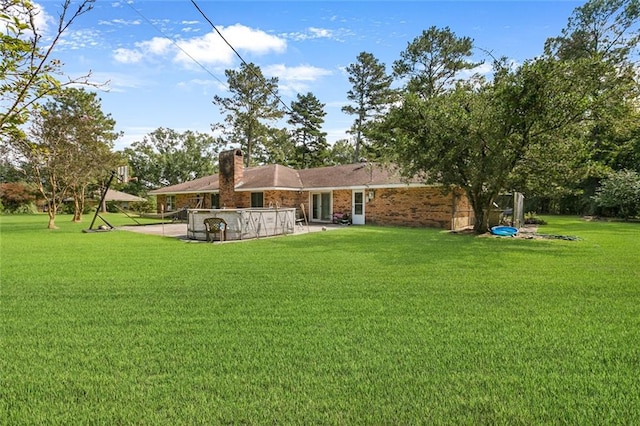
[1,214,638,423]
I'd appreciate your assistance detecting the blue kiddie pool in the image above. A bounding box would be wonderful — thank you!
[490,226,519,237]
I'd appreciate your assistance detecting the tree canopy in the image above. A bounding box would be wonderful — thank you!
[0,0,95,140]
[288,92,328,168]
[342,51,393,162]
[593,169,640,218]
[212,62,284,167]
[371,1,640,232]
[392,26,482,99]
[124,128,219,191]
[11,88,119,228]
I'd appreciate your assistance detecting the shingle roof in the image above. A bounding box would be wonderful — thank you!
[104,189,147,202]
[237,164,303,189]
[299,162,421,188]
[149,161,422,195]
[150,174,219,194]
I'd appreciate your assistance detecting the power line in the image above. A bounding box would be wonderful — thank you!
[189,0,295,115]
[124,1,226,88]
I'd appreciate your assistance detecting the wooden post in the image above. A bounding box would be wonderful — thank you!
[300,203,309,232]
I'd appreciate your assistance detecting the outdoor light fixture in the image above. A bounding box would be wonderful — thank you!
[368,190,374,200]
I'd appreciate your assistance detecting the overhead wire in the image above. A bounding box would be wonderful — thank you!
[124,1,226,88]
[126,0,309,128]
[189,0,297,116]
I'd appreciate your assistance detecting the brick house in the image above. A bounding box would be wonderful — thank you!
[149,149,474,230]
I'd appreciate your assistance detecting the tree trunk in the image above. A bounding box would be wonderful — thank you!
[469,190,498,234]
[47,204,58,229]
[72,188,86,222]
[72,195,81,222]
[472,202,489,234]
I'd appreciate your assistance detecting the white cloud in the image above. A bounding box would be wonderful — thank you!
[113,37,172,63]
[138,37,173,55]
[467,62,494,76]
[265,64,332,81]
[112,18,140,25]
[175,24,286,66]
[308,27,333,38]
[3,1,52,36]
[284,26,352,42]
[58,28,103,50]
[111,24,286,68]
[174,32,235,65]
[113,47,144,64]
[264,64,333,95]
[86,71,149,92]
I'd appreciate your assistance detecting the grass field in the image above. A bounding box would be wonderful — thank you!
[1,214,639,424]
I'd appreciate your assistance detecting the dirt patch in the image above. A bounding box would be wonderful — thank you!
[451,225,579,241]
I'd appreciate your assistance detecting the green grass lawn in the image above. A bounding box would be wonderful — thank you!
[1,214,639,424]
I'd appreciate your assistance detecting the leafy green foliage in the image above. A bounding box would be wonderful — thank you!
[44,88,121,221]
[260,126,298,167]
[0,0,95,139]
[540,0,640,210]
[0,181,35,212]
[212,62,284,167]
[10,88,119,228]
[288,92,328,168]
[342,51,394,162]
[124,128,219,190]
[392,26,481,99]
[1,215,639,423]
[326,139,355,166]
[375,56,592,233]
[593,169,640,218]
[371,0,640,230]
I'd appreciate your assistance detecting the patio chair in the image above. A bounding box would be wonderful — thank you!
[204,217,227,242]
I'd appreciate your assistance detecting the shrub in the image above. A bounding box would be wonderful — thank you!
[129,199,154,214]
[593,170,640,219]
[524,211,547,225]
[0,182,37,213]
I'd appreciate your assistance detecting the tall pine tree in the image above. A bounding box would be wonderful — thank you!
[342,52,393,162]
[288,92,328,168]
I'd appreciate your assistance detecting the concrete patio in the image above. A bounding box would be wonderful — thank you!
[117,222,346,241]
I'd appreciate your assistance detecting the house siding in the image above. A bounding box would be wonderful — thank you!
[366,187,466,229]
[157,188,473,230]
[332,190,352,215]
[151,149,475,230]
[156,193,212,211]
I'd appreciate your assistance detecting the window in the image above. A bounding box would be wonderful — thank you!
[210,193,220,209]
[251,192,264,208]
[166,195,175,211]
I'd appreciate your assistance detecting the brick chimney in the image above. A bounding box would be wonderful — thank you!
[218,149,243,208]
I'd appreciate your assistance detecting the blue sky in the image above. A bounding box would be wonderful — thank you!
[38,0,583,150]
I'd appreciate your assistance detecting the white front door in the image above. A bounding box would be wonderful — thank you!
[352,190,365,225]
